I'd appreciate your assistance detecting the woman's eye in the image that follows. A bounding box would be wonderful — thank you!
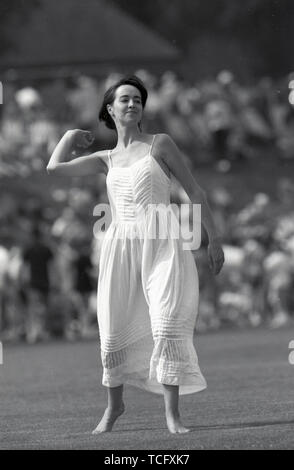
[120,98,141,104]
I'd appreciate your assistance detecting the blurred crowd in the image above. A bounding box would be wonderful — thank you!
[1,69,294,176]
[0,69,294,342]
[196,182,294,332]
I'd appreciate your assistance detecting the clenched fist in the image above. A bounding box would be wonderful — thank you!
[66,129,95,150]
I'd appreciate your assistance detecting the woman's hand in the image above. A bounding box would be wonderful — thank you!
[207,237,225,275]
[47,129,101,177]
[67,129,95,150]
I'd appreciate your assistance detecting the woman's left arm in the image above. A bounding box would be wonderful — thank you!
[156,133,225,274]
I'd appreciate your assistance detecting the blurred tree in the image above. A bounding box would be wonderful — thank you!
[113,0,294,77]
[0,0,40,54]
[112,0,292,44]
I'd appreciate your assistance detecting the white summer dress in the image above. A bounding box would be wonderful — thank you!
[97,134,207,395]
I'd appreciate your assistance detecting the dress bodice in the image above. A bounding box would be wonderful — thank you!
[106,135,171,223]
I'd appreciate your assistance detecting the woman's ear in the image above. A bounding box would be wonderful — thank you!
[107,105,113,116]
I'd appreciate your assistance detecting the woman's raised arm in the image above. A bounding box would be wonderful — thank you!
[46,129,108,177]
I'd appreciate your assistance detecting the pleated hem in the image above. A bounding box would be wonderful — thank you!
[101,333,207,395]
[102,369,207,396]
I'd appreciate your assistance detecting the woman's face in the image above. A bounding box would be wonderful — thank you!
[108,84,143,129]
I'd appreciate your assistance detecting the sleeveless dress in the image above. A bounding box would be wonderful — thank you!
[97,134,207,395]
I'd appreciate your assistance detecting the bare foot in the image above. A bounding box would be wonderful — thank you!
[92,403,125,434]
[166,413,190,434]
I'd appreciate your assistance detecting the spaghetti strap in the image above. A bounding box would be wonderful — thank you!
[108,149,113,168]
[149,134,156,156]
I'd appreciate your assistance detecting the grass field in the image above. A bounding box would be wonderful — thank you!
[1,326,294,450]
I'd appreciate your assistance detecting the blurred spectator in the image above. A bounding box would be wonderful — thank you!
[241,239,266,326]
[0,239,11,335]
[263,245,293,328]
[71,242,96,338]
[204,97,233,162]
[0,236,25,341]
[22,226,54,343]
[231,193,273,245]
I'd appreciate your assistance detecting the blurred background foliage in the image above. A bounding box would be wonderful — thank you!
[1,0,294,79]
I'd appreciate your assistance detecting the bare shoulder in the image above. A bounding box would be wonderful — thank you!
[153,133,178,162]
[153,133,174,147]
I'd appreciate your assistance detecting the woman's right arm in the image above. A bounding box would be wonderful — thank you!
[46,129,108,177]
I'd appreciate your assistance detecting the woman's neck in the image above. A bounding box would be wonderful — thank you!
[115,126,142,149]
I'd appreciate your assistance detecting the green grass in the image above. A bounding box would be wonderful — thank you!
[1,326,294,450]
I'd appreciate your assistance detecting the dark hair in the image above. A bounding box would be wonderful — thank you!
[98,75,148,130]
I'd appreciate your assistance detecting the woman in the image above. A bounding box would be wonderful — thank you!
[47,75,225,434]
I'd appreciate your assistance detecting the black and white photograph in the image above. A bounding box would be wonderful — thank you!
[0,0,294,453]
